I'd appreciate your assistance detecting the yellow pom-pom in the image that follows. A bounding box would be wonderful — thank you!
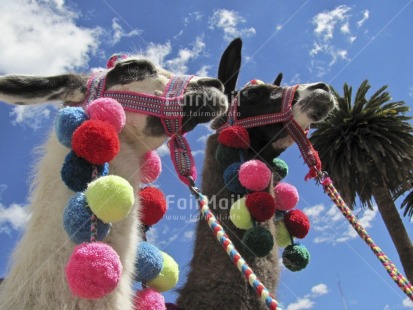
[85,175,134,223]
[147,252,179,292]
[229,197,253,230]
[275,220,292,248]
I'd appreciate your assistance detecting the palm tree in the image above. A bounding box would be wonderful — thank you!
[310,80,413,283]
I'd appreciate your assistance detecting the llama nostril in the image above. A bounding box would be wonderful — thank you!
[308,82,330,92]
[197,78,225,92]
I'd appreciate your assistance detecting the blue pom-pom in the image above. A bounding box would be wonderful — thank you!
[61,151,109,192]
[135,241,164,282]
[223,162,246,194]
[63,192,111,244]
[55,107,88,148]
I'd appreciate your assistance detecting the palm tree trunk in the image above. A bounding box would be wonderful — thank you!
[371,185,413,284]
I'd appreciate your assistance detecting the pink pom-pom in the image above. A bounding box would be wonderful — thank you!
[134,288,166,310]
[239,160,272,192]
[65,242,122,299]
[87,98,126,133]
[274,182,299,211]
[106,53,128,69]
[141,151,162,183]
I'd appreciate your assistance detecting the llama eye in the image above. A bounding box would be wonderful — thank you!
[242,89,258,98]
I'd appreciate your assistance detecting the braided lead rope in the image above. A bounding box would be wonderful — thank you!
[188,183,282,310]
[320,176,413,300]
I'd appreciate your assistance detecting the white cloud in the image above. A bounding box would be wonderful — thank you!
[110,18,142,46]
[357,10,370,28]
[156,142,170,157]
[209,9,256,41]
[0,0,100,75]
[196,65,211,77]
[10,104,56,131]
[134,42,172,67]
[135,36,206,75]
[166,36,206,75]
[0,203,29,234]
[183,230,194,241]
[311,283,329,297]
[403,297,413,308]
[304,204,378,244]
[286,298,314,310]
[312,5,351,41]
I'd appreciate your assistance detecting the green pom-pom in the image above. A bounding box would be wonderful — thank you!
[242,226,274,257]
[85,175,134,223]
[275,220,292,248]
[229,197,253,230]
[282,243,310,271]
[215,143,241,167]
[272,158,288,182]
[147,252,179,292]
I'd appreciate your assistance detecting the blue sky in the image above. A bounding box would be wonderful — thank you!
[0,1,413,309]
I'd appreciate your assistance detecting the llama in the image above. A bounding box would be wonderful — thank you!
[0,56,227,310]
[177,38,337,309]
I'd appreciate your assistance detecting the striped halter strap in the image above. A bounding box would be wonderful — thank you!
[84,69,196,185]
[217,81,321,180]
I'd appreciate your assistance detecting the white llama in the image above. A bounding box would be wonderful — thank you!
[0,57,227,310]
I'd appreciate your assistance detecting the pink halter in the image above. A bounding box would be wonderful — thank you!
[84,69,196,185]
[217,82,321,180]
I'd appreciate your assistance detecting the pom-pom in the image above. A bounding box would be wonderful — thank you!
[72,120,120,165]
[87,98,126,133]
[133,288,166,310]
[284,209,310,239]
[229,197,253,230]
[147,252,179,292]
[63,192,111,244]
[141,151,162,184]
[61,151,109,192]
[272,158,288,182]
[55,107,88,148]
[218,126,250,149]
[165,303,179,310]
[274,182,299,211]
[239,160,271,192]
[245,192,276,222]
[139,187,167,226]
[223,163,246,194]
[65,242,122,299]
[215,143,240,167]
[135,241,164,282]
[106,53,128,69]
[275,220,292,248]
[242,226,274,257]
[282,243,310,271]
[85,175,135,223]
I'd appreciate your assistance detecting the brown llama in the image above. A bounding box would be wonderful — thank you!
[0,56,227,310]
[177,38,337,309]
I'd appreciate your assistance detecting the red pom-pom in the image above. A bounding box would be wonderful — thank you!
[239,160,272,191]
[65,242,122,299]
[72,120,120,165]
[284,209,310,238]
[133,288,166,310]
[245,192,276,222]
[218,126,250,149]
[140,187,167,226]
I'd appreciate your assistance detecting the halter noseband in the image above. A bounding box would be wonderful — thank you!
[84,70,196,185]
[217,83,321,180]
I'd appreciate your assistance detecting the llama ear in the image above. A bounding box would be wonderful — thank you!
[0,74,88,105]
[218,38,242,97]
[273,73,283,86]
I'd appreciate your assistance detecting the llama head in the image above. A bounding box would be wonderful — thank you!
[213,38,337,163]
[0,56,228,152]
